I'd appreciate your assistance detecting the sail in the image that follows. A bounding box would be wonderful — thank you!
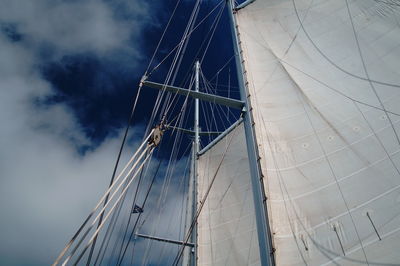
[197,122,261,265]
[235,0,400,265]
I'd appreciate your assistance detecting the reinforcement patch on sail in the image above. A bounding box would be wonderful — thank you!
[236,0,400,265]
[197,123,261,266]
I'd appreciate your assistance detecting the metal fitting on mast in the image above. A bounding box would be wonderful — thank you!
[148,122,166,147]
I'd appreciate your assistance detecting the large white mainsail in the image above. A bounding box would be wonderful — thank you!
[235,0,400,265]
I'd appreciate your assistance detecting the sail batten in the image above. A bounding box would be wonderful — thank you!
[234,0,400,264]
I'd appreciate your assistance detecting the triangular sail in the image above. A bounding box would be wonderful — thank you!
[197,122,261,265]
[235,0,400,265]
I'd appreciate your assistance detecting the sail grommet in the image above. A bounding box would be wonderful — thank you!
[302,143,310,149]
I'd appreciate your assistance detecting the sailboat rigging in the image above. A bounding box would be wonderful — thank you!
[54,0,400,265]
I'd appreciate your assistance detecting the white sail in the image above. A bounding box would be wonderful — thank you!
[197,122,261,266]
[235,0,400,265]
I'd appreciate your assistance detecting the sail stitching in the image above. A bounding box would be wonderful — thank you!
[344,0,400,147]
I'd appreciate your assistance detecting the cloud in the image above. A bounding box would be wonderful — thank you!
[0,0,151,58]
[0,0,159,264]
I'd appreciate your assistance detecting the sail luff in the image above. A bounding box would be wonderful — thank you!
[227,0,275,265]
[193,61,200,266]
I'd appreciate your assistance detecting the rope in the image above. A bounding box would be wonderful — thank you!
[117,153,165,265]
[53,131,153,266]
[67,148,155,265]
[92,188,125,265]
[141,102,190,266]
[172,119,240,266]
[86,82,144,265]
[113,151,148,263]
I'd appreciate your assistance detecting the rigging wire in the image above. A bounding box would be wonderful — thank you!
[79,3,242,262]
[56,0,232,263]
[201,69,237,125]
[141,101,191,266]
[69,149,155,265]
[86,82,145,265]
[163,2,226,119]
[145,0,183,75]
[175,0,226,91]
[86,1,186,256]
[155,148,192,265]
[118,80,193,265]
[159,0,201,121]
[147,0,226,77]
[116,138,192,265]
[113,153,149,264]
[119,157,163,265]
[95,153,157,264]
[95,149,155,265]
[171,118,240,266]
[200,0,226,63]
[208,54,236,83]
[163,73,195,122]
[53,133,153,266]
[145,0,201,136]
[92,191,125,265]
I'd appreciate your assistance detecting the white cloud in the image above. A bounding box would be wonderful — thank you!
[0,0,158,264]
[0,0,150,58]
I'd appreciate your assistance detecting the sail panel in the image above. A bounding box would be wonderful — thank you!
[197,122,261,266]
[236,0,400,265]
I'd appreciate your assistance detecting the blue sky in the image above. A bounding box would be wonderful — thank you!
[0,0,243,265]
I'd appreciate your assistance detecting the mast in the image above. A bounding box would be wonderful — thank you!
[183,61,200,266]
[192,60,199,266]
[227,1,275,265]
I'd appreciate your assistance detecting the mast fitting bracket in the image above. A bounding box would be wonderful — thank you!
[149,123,165,147]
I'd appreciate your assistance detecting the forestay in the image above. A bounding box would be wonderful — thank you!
[236,0,400,265]
[197,123,261,266]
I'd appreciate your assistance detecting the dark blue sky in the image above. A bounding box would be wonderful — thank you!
[41,0,240,155]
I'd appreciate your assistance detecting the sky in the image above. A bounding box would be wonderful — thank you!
[0,0,243,265]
